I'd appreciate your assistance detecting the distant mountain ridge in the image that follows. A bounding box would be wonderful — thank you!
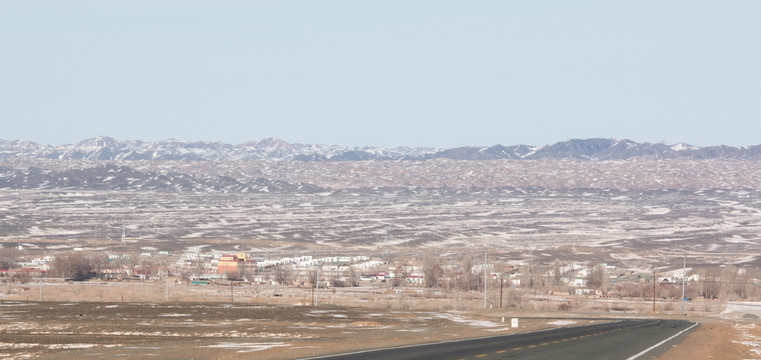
[2,137,761,161]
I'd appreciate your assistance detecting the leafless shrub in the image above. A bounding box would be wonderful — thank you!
[702,302,715,313]
[12,271,31,284]
[226,271,243,281]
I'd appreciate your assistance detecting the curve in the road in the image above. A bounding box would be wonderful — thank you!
[304,319,698,360]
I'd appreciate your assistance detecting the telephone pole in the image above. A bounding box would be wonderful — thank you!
[499,277,504,308]
[653,269,656,312]
[17,191,22,250]
[483,252,487,309]
[681,253,686,315]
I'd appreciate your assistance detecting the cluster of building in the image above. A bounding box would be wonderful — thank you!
[3,249,704,301]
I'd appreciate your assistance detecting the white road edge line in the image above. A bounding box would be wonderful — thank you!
[625,321,699,360]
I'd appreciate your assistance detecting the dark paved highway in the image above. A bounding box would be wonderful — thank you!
[306,319,698,360]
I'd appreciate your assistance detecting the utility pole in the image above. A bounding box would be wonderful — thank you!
[384,229,389,259]
[681,253,686,315]
[653,269,656,312]
[482,252,486,309]
[315,268,321,307]
[499,277,504,308]
[17,191,22,250]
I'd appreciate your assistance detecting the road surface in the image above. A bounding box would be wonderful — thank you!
[306,319,698,360]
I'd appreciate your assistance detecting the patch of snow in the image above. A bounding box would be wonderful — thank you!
[185,245,209,253]
[733,323,761,355]
[548,320,577,326]
[644,207,671,215]
[485,327,512,332]
[433,313,500,328]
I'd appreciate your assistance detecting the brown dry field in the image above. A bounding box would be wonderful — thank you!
[2,281,760,359]
[658,317,761,360]
[0,300,600,359]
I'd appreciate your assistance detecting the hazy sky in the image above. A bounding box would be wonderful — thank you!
[1,1,759,148]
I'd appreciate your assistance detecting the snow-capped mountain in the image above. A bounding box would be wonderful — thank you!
[0,137,439,161]
[1,137,760,162]
[425,139,761,160]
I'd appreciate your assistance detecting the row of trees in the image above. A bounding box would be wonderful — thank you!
[48,252,171,279]
[416,256,761,302]
[417,255,569,292]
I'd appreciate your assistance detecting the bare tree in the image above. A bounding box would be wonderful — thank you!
[392,267,407,288]
[701,278,721,300]
[50,253,93,279]
[88,252,111,279]
[12,271,31,284]
[459,256,479,291]
[423,256,443,288]
[140,258,159,278]
[587,264,608,294]
[0,248,19,270]
[550,260,564,286]
[307,269,319,288]
[117,255,141,277]
[522,259,542,290]
[347,267,359,287]
[502,287,526,309]
[721,265,749,300]
[274,266,292,286]
[331,274,346,288]
[226,271,243,281]
[239,261,253,282]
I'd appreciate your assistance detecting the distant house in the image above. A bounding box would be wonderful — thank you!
[406,275,424,285]
[571,278,588,287]
[575,288,595,295]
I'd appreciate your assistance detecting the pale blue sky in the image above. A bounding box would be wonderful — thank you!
[1,1,759,148]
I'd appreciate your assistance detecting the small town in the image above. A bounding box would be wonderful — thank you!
[2,246,756,315]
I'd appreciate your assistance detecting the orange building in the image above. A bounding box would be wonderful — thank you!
[217,253,245,276]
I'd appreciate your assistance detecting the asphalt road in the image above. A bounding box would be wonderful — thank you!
[306,319,698,360]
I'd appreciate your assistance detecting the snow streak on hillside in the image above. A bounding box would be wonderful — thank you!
[2,137,760,162]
